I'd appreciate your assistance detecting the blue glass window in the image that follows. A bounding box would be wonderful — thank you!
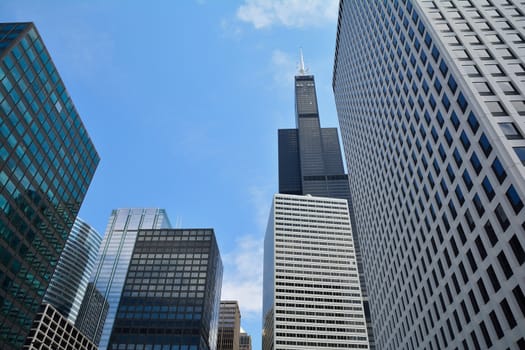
[448,76,457,94]
[424,33,432,48]
[479,133,493,157]
[470,152,482,174]
[455,186,465,205]
[439,60,448,77]
[442,93,450,111]
[420,50,427,65]
[412,11,419,24]
[453,148,462,167]
[446,164,455,182]
[410,54,416,67]
[429,94,436,110]
[424,111,431,125]
[473,194,485,217]
[414,37,421,52]
[450,111,460,130]
[437,111,445,128]
[431,46,440,62]
[467,112,479,134]
[513,147,525,165]
[449,200,458,219]
[463,170,473,190]
[444,128,452,146]
[438,144,446,160]
[418,21,425,35]
[491,158,507,184]
[427,64,434,79]
[482,177,495,200]
[506,185,524,213]
[460,131,471,151]
[434,79,442,94]
[422,80,429,94]
[431,126,438,142]
[416,67,422,80]
[457,92,468,113]
[495,204,510,230]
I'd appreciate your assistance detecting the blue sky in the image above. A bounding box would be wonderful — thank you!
[0,1,340,348]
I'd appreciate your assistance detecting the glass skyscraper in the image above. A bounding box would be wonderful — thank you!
[108,228,223,350]
[43,217,102,323]
[0,22,99,349]
[333,1,525,349]
[75,208,171,350]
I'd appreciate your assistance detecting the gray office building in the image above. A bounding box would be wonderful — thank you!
[108,228,223,350]
[75,282,109,345]
[43,217,102,323]
[333,1,525,349]
[0,22,99,349]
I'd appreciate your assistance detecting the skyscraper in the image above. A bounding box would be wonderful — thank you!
[277,55,374,347]
[75,282,109,345]
[239,331,252,350]
[43,217,102,323]
[75,208,171,350]
[333,1,525,349]
[262,194,369,350]
[217,300,241,350]
[0,22,99,349]
[108,228,223,350]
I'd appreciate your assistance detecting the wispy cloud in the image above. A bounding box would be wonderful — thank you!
[236,0,339,29]
[270,49,296,87]
[221,235,264,317]
[248,184,273,230]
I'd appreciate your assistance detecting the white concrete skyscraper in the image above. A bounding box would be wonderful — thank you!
[333,1,525,349]
[262,194,369,350]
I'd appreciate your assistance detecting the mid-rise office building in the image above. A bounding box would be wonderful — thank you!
[23,304,97,350]
[0,22,99,349]
[43,217,102,323]
[239,331,252,350]
[75,208,171,349]
[333,1,525,349]
[262,193,369,350]
[108,228,223,350]
[217,300,240,350]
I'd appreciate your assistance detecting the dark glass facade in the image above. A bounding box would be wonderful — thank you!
[108,229,223,350]
[75,282,109,345]
[0,22,99,349]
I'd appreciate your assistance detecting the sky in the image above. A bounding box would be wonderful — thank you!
[0,1,341,348]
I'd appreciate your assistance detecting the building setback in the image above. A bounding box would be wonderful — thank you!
[262,193,369,350]
[108,228,223,350]
[333,1,525,349]
[75,208,171,350]
[0,22,99,350]
[43,217,102,323]
[217,300,240,350]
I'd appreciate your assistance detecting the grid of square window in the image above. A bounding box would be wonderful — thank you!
[333,0,525,349]
[108,229,223,350]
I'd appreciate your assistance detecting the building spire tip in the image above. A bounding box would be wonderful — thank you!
[298,48,308,75]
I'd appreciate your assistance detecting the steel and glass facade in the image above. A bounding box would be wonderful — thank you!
[75,208,171,349]
[333,1,525,349]
[43,217,102,323]
[0,22,99,349]
[75,282,109,345]
[108,228,223,350]
[262,194,369,350]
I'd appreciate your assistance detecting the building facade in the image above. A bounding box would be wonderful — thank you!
[0,22,99,349]
[23,304,97,350]
[239,331,251,350]
[75,208,171,349]
[43,217,102,323]
[262,193,369,350]
[217,300,240,350]
[75,282,109,345]
[108,228,223,350]
[277,59,374,347]
[333,1,525,349]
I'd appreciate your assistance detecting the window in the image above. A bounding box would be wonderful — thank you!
[506,185,524,213]
[498,81,519,95]
[460,131,471,151]
[509,234,525,265]
[470,152,482,174]
[486,101,507,116]
[491,158,507,183]
[495,204,510,230]
[514,147,525,165]
[482,177,495,200]
[473,82,494,95]
[479,133,493,156]
[499,122,523,140]
[457,92,468,112]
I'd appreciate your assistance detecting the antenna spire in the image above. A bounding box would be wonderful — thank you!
[298,48,308,75]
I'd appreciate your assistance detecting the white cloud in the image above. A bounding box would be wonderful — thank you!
[248,184,273,230]
[236,0,339,29]
[270,49,298,87]
[221,235,264,317]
